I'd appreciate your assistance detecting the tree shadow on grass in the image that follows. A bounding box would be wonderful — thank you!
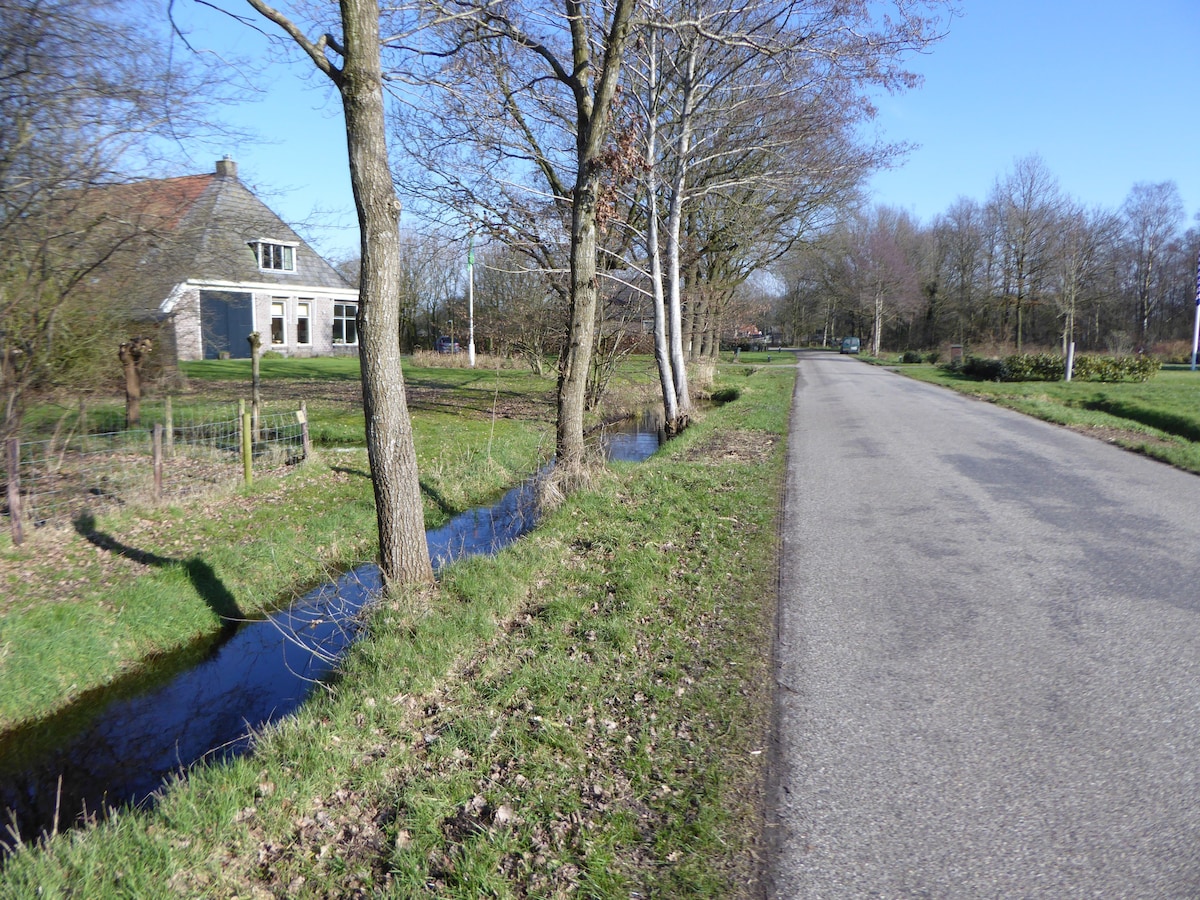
[330,465,371,480]
[73,512,242,621]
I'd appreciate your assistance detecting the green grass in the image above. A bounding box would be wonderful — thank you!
[899,363,1200,473]
[181,357,365,382]
[0,362,554,731]
[18,356,556,447]
[0,362,794,898]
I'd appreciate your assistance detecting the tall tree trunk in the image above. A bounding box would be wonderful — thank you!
[245,0,433,588]
[556,172,601,482]
[553,0,636,485]
[643,28,680,432]
[872,286,883,357]
[338,0,432,586]
[662,41,696,426]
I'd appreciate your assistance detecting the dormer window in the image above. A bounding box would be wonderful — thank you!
[252,240,297,273]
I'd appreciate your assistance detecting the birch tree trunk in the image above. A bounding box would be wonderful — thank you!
[662,40,697,429]
[643,25,680,430]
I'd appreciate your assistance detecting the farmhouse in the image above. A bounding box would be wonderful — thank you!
[101,158,358,361]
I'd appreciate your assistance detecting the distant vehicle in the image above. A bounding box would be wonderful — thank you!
[840,336,861,354]
[435,336,461,354]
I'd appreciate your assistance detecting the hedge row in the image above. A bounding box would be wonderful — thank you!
[945,353,1160,383]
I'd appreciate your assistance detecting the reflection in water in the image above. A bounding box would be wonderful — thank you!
[0,568,381,850]
[0,412,662,852]
[598,408,666,464]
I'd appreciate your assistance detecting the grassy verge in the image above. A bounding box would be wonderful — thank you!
[0,363,793,898]
[0,360,555,731]
[897,363,1200,474]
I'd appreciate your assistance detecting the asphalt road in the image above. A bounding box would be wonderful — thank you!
[769,353,1200,898]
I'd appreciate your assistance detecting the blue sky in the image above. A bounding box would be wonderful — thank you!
[177,1,1200,260]
[867,0,1200,226]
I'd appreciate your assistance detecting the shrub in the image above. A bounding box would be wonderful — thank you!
[1072,354,1160,383]
[959,355,1010,381]
[1003,353,1064,382]
[925,350,941,365]
[900,350,923,364]
[950,353,1160,383]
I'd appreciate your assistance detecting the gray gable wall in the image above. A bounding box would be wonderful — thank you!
[85,161,358,361]
[170,168,351,293]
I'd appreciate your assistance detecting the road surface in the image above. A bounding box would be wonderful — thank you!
[769,353,1200,898]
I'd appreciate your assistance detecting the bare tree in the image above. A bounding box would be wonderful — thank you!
[1051,202,1120,353]
[1122,181,1185,345]
[238,0,433,586]
[987,156,1062,352]
[389,0,638,490]
[626,0,950,424]
[1,0,225,439]
[930,197,989,346]
[473,245,566,373]
[783,206,921,354]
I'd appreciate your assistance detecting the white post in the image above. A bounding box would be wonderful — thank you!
[467,235,477,368]
[1191,248,1200,371]
[1065,341,1075,382]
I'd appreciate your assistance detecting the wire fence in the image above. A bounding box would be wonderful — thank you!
[3,402,310,542]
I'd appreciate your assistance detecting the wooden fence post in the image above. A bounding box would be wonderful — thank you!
[164,396,174,457]
[6,437,23,547]
[153,424,164,502]
[248,332,262,444]
[298,401,312,460]
[242,409,253,486]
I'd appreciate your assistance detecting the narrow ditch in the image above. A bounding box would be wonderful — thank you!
[0,410,667,853]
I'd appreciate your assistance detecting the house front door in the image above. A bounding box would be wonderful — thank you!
[200,290,253,359]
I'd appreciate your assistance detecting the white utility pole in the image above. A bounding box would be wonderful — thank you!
[467,235,477,368]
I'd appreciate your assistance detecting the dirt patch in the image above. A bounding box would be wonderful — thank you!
[683,429,779,465]
[404,385,555,422]
[167,378,364,409]
[0,459,316,618]
[167,377,555,424]
[1066,423,1179,450]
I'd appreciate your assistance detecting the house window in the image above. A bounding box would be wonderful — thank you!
[254,240,296,272]
[296,301,311,345]
[333,303,358,345]
[270,300,286,345]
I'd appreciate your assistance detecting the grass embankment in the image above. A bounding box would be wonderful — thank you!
[898,363,1200,474]
[0,358,556,731]
[0,362,793,898]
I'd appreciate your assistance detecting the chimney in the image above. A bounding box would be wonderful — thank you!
[215,157,237,178]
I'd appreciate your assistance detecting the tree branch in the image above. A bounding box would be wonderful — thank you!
[241,0,344,85]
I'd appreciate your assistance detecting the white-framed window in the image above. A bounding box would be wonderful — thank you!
[296,301,311,345]
[333,302,358,345]
[253,240,297,273]
[270,299,286,345]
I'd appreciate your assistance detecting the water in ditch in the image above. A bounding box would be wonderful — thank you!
[0,410,666,851]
